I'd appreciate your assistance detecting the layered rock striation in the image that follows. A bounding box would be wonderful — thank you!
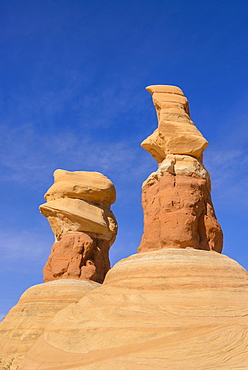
[40,169,117,283]
[19,249,248,370]
[0,280,100,367]
[16,85,247,370]
[139,85,223,253]
[141,85,208,161]
[0,169,116,367]
[1,84,247,370]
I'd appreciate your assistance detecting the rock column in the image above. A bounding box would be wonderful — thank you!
[139,85,223,253]
[40,169,117,283]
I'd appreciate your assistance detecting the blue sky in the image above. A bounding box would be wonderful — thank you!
[0,0,248,319]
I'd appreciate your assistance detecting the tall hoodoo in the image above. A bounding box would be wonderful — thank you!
[40,169,117,283]
[6,85,247,370]
[139,85,223,253]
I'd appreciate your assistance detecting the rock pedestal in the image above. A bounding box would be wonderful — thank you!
[139,85,223,253]
[0,169,116,367]
[139,155,223,253]
[1,85,247,370]
[18,249,248,370]
[15,85,247,370]
[40,169,117,283]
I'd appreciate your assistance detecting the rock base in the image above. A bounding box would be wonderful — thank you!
[0,279,100,367]
[19,249,248,369]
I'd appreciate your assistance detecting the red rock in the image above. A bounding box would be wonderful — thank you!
[40,170,117,284]
[139,85,223,253]
[139,171,223,253]
[44,232,110,283]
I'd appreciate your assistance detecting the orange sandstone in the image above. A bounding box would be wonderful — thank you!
[40,169,117,283]
[0,280,100,367]
[0,170,116,366]
[44,232,111,283]
[19,249,248,369]
[1,85,247,370]
[139,86,223,253]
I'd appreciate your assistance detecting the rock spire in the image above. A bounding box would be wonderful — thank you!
[40,169,117,283]
[1,84,247,370]
[139,85,223,253]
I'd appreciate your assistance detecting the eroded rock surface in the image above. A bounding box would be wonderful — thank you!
[40,170,117,283]
[139,85,223,253]
[44,169,116,206]
[141,85,208,162]
[2,84,244,370]
[19,250,248,370]
[0,280,100,368]
[44,232,111,283]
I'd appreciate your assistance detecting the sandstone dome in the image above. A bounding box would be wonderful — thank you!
[19,249,248,369]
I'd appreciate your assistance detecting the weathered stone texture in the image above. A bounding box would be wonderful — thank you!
[141,85,208,162]
[139,157,223,253]
[0,280,100,367]
[139,85,223,253]
[18,250,248,370]
[45,169,116,206]
[40,197,116,240]
[2,84,245,370]
[44,232,111,283]
[40,169,117,283]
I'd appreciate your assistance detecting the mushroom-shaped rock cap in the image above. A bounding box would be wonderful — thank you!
[44,169,116,207]
[142,84,208,162]
[39,197,117,240]
[146,85,184,95]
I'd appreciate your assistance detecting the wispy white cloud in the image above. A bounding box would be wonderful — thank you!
[0,121,155,189]
[205,148,246,187]
[0,227,52,265]
[205,149,248,211]
[201,88,248,210]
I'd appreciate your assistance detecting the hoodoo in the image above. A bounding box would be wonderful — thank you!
[40,169,117,283]
[139,85,223,253]
[0,170,117,367]
[1,86,247,370]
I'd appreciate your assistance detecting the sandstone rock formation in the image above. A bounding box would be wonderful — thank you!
[1,85,247,370]
[40,169,117,283]
[18,249,248,369]
[0,279,100,367]
[141,85,208,162]
[0,170,115,367]
[139,85,223,253]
